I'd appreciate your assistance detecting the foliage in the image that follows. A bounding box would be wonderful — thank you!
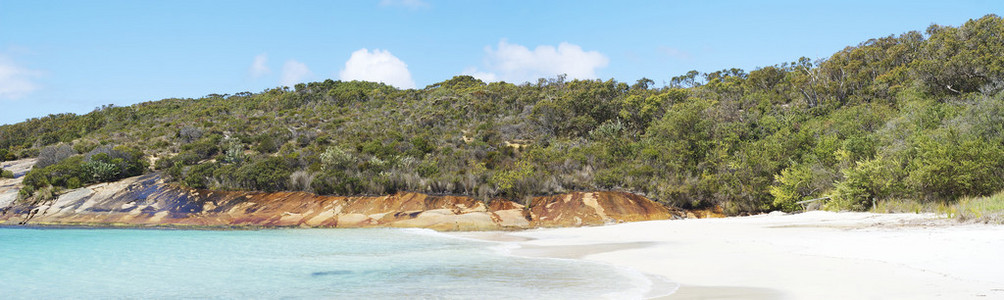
[21,145,148,196]
[770,164,815,212]
[235,156,293,192]
[906,136,1004,201]
[0,149,15,161]
[320,146,353,169]
[830,157,905,211]
[490,159,535,203]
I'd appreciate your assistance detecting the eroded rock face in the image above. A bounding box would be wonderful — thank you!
[0,173,682,231]
[529,192,684,227]
[0,159,35,209]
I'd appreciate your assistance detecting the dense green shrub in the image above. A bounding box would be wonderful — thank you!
[183,163,218,189]
[311,169,362,195]
[830,157,906,211]
[907,137,1004,201]
[180,135,221,159]
[319,146,353,169]
[0,149,14,161]
[770,164,815,212]
[21,145,148,196]
[235,156,292,192]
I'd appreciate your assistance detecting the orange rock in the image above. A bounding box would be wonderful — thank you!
[529,191,679,227]
[0,174,685,231]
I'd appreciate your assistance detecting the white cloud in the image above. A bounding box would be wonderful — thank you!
[249,53,270,78]
[0,54,42,100]
[464,40,609,83]
[379,0,429,9]
[339,48,416,89]
[280,60,312,87]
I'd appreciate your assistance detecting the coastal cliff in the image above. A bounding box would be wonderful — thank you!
[1,160,682,230]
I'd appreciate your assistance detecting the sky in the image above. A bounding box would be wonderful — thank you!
[1,0,1001,124]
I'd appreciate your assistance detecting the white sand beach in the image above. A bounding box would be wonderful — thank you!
[463,211,1004,299]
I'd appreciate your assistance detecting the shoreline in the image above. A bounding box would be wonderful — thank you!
[507,241,684,299]
[455,211,1004,299]
[6,211,1004,299]
[452,232,690,299]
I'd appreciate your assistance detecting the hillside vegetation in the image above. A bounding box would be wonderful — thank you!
[3,15,1004,214]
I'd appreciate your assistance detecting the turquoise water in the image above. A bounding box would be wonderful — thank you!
[0,228,652,299]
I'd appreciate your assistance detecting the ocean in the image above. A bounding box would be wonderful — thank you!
[0,227,659,299]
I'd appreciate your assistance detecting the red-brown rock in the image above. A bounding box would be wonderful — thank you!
[0,173,683,231]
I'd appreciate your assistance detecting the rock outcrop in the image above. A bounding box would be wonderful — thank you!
[529,191,683,227]
[0,164,682,231]
[0,159,34,210]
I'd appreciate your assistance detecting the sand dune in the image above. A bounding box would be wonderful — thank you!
[486,212,1004,299]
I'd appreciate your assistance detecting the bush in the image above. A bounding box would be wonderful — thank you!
[359,140,394,158]
[409,135,435,155]
[21,145,147,196]
[83,160,119,182]
[319,146,353,169]
[72,141,100,155]
[830,157,906,211]
[183,163,218,189]
[66,177,82,189]
[0,149,14,161]
[236,156,292,192]
[24,156,85,191]
[35,186,56,201]
[770,164,815,212]
[906,137,1004,201]
[490,160,535,202]
[220,138,246,164]
[1,168,13,179]
[180,136,220,159]
[289,170,315,192]
[172,152,203,166]
[253,132,287,154]
[154,156,174,170]
[35,144,76,169]
[85,146,148,177]
[311,169,361,195]
[178,126,204,143]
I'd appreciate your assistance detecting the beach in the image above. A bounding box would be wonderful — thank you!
[459,211,1004,299]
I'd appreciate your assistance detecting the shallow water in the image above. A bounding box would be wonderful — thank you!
[0,227,652,299]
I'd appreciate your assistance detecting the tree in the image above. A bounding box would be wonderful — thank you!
[914,15,1004,95]
[670,70,701,88]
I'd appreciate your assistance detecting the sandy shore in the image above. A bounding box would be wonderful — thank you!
[458,211,1004,299]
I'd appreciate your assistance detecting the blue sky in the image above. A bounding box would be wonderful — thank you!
[0,0,1001,124]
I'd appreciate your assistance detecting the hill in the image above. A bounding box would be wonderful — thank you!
[2,15,1003,214]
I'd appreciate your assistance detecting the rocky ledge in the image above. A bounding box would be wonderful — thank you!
[1,167,683,231]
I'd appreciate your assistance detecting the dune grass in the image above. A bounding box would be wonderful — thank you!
[950,191,1004,224]
[869,199,952,215]
[867,191,1004,224]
